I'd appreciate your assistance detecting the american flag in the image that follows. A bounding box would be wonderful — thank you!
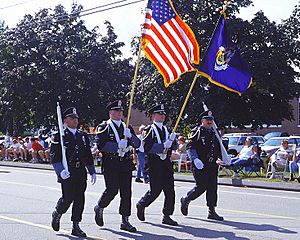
[142,0,200,87]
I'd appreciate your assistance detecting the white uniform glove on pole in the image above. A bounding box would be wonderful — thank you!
[202,103,231,165]
[60,169,70,180]
[57,102,69,173]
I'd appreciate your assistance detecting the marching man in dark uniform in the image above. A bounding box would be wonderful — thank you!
[180,110,224,221]
[136,104,178,226]
[94,100,140,232]
[50,107,96,237]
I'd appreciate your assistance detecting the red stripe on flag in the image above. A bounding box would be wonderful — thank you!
[152,24,185,73]
[145,33,177,80]
[175,16,199,63]
[144,47,170,84]
[161,23,193,70]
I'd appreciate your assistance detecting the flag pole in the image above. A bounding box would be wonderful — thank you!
[172,71,199,132]
[126,40,142,128]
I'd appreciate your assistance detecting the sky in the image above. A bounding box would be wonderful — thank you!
[0,0,299,58]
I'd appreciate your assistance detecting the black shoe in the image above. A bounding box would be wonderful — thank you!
[136,203,145,221]
[94,205,104,226]
[135,178,143,183]
[297,177,300,183]
[120,216,137,232]
[71,222,87,238]
[51,210,62,231]
[162,215,178,226]
[208,207,224,221]
[180,197,189,216]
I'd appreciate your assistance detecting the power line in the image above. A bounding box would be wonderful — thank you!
[2,0,145,31]
[0,0,39,10]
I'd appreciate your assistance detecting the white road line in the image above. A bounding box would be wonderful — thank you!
[1,166,300,199]
[0,215,105,240]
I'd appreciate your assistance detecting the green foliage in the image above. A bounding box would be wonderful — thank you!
[133,0,300,131]
[0,4,133,135]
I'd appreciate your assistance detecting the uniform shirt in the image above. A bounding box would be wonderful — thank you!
[187,125,221,166]
[50,128,95,181]
[96,120,140,171]
[143,123,177,159]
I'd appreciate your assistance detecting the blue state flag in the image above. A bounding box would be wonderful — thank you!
[199,15,252,95]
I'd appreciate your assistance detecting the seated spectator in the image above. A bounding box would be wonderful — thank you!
[289,150,300,183]
[10,138,24,161]
[269,139,293,179]
[29,137,44,163]
[0,143,5,160]
[229,137,257,177]
[23,137,32,161]
[171,135,187,161]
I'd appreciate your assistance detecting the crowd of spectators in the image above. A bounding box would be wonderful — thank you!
[0,134,50,163]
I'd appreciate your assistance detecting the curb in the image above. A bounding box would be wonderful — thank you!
[1,161,300,192]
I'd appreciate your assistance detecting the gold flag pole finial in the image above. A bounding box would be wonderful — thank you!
[220,1,231,18]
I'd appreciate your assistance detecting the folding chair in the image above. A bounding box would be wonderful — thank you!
[177,153,190,173]
[266,144,295,180]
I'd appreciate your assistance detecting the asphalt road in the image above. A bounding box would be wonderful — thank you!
[0,166,299,240]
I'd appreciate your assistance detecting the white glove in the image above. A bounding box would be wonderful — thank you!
[169,132,177,141]
[163,140,172,149]
[194,158,204,170]
[124,128,132,138]
[60,169,70,180]
[90,173,97,185]
[118,139,128,149]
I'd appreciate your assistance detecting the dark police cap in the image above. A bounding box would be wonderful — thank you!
[149,104,167,115]
[199,110,214,120]
[106,100,124,111]
[63,107,79,119]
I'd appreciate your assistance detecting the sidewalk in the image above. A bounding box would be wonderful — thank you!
[1,161,300,192]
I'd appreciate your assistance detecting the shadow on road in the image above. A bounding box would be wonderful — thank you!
[103,227,182,240]
[144,222,249,240]
[188,217,298,235]
[0,170,10,173]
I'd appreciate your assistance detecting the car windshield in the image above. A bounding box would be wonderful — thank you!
[256,137,265,144]
[227,137,240,145]
[263,138,283,146]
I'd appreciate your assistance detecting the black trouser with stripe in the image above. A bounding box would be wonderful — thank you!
[185,164,218,207]
[56,168,87,222]
[97,169,132,216]
[138,157,175,216]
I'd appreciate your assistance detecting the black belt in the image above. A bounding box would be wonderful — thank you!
[103,152,129,161]
[69,161,82,168]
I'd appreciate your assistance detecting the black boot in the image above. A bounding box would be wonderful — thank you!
[180,197,190,216]
[289,173,294,181]
[51,210,62,231]
[71,222,87,237]
[94,205,104,226]
[120,216,137,232]
[136,203,145,221]
[162,215,178,226]
[208,207,224,221]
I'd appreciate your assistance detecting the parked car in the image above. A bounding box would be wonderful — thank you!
[222,133,265,156]
[263,132,290,141]
[260,136,300,158]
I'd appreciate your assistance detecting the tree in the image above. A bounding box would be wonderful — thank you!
[0,4,134,135]
[133,0,300,130]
